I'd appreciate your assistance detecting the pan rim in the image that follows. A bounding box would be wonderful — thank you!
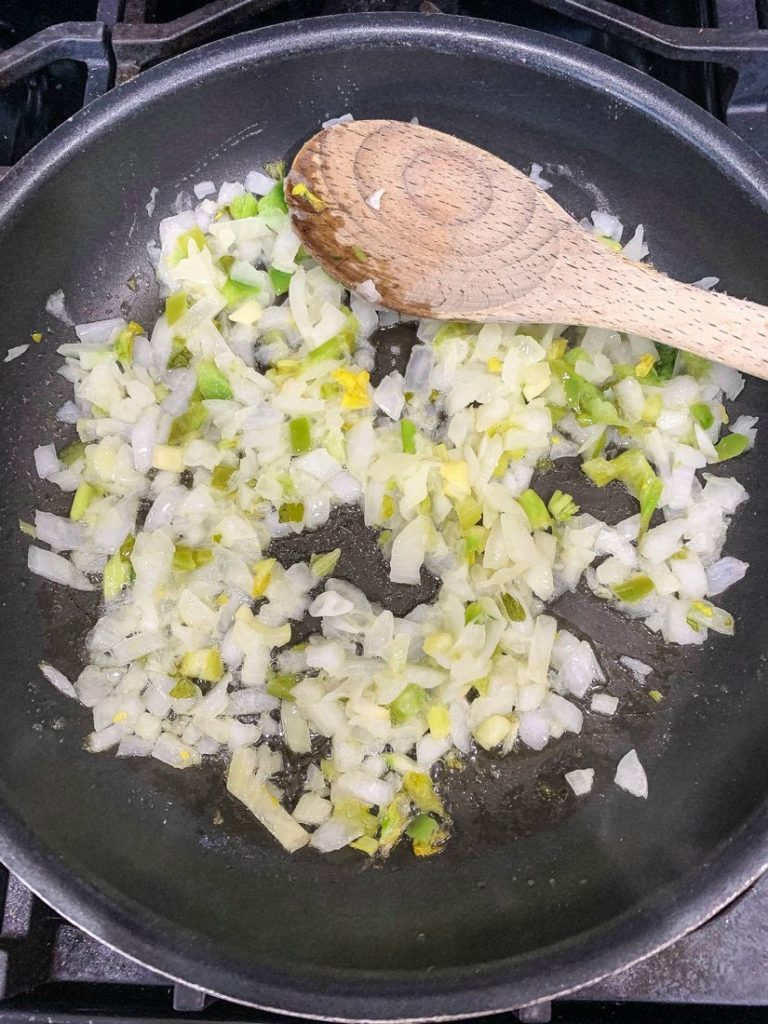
[1,11,767,1019]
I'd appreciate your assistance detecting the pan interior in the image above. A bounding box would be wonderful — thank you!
[0,17,766,1012]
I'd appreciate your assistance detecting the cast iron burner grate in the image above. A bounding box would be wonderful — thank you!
[0,1,767,1022]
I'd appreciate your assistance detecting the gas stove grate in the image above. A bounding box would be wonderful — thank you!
[1,1,768,166]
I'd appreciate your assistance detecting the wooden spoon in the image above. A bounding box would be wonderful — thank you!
[286,118,768,380]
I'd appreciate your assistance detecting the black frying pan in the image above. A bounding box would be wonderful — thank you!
[0,13,766,1020]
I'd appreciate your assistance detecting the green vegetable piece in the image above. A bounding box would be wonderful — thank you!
[18,519,35,537]
[518,488,551,531]
[170,679,199,699]
[580,394,622,426]
[351,245,368,262]
[70,483,97,521]
[310,548,341,577]
[378,794,411,852]
[611,363,636,382]
[268,265,292,296]
[462,524,488,562]
[590,447,650,494]
[588,427,608,460]
[649,689,664,703]
[406,814,437,844]
[173,545,213,572]
[266,673,297,700]
[257,182,288,216]
[167,337,192,369]
[279,501,304,524]
[639,475,664,535]
[433,322,467,347]
[501,593,526,622]
[403,771,445,817]
[196,361,233,400]
[304,308,359,365]
[691,402,714,430]
[412,824,448,857]
[427,704,451,739]
[456,496,482,530]
[401,418,417,454]
[564,345,590,366]
[277,470,297,496]
[612,574,655,604]
[335,798,378,837]
[350,836,379,856]
[306,337,345,366]
[716,432,748,462]
[221,277,262,308]
[165,292,187,326]
[557,363,594,407]
[114,328,134,367]
[548,404,567,425]
[211,463,236,489]
[229,192,259,219]
[168,400,207,445]
[598,235,622,252]
[655,343,678,380]
[686,600,735,635]
[582,448,662,535]
[464,601,485,625]
[289,416,312,454]
[180,648,223,683]
[548,489,579,522]
[552,358,624,426]
[680,351,710,379]
[264,160,286,181]
[389,684,428,725]
[102,539,135,601]
[171,227,206,265]
[59,440,86,467]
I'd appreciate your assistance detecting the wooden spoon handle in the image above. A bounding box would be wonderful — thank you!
[554,256,768,380]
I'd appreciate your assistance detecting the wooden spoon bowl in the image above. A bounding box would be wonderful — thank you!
[287,119,768,380]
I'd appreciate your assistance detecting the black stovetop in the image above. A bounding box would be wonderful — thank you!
[1,2,768,1022]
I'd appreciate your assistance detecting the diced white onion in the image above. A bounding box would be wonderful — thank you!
[309,591,355,618]
[4,344,29,363]
[321,112,354,129]
[366,188,385,210]
[34,444,60,480]
[244,169,277,196]
[39,662,77,698]
[28,547,95,591]
[706,556,748,596]
[356,279,382,304]
[565,768,594,796]
[615,748,648,798]
[528,163,553,191]
[590,693,618,716]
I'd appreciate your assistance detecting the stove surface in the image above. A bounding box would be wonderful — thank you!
[0,2,767,1021]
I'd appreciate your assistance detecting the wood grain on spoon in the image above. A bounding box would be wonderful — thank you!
[286,118,768,381]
